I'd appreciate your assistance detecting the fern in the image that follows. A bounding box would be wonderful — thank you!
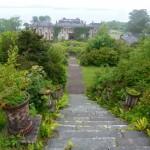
[134,117,148,131]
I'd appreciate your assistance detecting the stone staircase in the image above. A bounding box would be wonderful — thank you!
[45,57,150,150]
[45,95,150,150]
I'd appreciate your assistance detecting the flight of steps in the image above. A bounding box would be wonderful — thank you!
[45,95,150,150]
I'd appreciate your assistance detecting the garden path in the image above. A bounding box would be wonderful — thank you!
[45,57,150,150]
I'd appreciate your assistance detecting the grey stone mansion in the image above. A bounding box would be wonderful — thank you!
[30,18,101,40]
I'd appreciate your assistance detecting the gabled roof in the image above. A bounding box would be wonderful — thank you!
[56,18,85,27]
[120,32,139,44]
[31,22,53,27]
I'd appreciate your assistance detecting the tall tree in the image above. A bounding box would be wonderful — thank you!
[0,31,17,63]
[0,17,21,32]
[32,16,39,23]
[127,9,150,34]
[39,16,51,22]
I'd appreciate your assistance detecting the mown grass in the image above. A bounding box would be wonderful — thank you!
[81,66,101,88]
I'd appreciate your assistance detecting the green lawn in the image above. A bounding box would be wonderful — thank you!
[81,66,101,88]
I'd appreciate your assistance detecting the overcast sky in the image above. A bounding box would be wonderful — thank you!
[0,0,150,23]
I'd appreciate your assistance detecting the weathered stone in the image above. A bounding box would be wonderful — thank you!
[21,115,42,144]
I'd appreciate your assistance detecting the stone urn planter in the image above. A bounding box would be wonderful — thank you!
[3,98,33,135]
[0,55,33,135]
[124,88,141,109]
[39,89,53,109]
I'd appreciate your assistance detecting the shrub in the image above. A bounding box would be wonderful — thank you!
[27,65,55,111]
[0,46,30,107]
[80,47,119,66]
[17,30,67,86]
[0,110,6,130]
[67,40,87,56]
[0,31,17,63]
[87,37,150,133]
[40,116,58,138]
[79,26,125,66]
[47,46,67,86]
[87,33,116,51]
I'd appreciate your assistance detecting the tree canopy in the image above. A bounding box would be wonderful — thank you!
[31,16,51,23]
[0,17,21,33]
[127,9,150,34]
[105,20,127,32]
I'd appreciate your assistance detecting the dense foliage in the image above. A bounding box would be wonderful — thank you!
[87,37,150,134]
[74,27,90,40]
[0,31,17,63]
[127,9,150,34]
[105,20,127,32]
[0,46,30,106]
[80,25,130,66]
[0,17,21,33]
[17,30,66,86]
[0,27,68,149]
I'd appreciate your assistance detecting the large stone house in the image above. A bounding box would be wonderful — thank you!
[31,18,100,40]
[31,22,54,40]
[88,22,101,38]
[56,18,86,40]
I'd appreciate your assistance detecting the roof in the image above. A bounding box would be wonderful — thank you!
[120,32,138,44]
[31,22,53,27]
[88,22,101,28]
[56,18,85,27]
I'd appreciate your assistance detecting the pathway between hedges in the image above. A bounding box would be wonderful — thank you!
[45,57,150,150]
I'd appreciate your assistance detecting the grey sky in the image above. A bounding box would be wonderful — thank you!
[0,0,150,23]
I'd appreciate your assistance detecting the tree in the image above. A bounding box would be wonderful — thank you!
[17,30,66,85]
[0,31,17,63]
[0,17,21,32]
[32,16,39,23]
[127,9,150,33]
[105,20,127,32]
[39,16,51,22]
[23,23,30,29]
[31,16,51,24]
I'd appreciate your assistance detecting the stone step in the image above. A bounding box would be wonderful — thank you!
[57,130,122,139]
[110,146,150,150]
[58,124,127,131]
[57,130,148,139]
[58,116,122,122]
[47,146,150,150]
[116,137,150,146]
[46,137,117,149]
[63,108,103,112]
[45,59,150,150]
[61,111,112,117]
[121,130,148,138]
[58,120,126,126]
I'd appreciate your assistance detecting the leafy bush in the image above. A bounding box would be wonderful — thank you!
[79,25,127,66]
[0,110,6,130]
[87,33,116,51]
[52,42,68,64]
[0,46,30,106]
[0,31,17,63]
[47,46,67,86]
[28,141,44,150]
[87,37,150,133]
[17,30,67,86]
[40,112,59,138]
[80,47,119,66]
[27,65,55,111]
